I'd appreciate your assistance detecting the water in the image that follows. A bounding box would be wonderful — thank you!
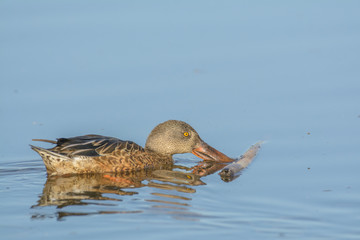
[1,1,360,239]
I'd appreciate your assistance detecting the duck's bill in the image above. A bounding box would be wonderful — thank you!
[192,141,234,163]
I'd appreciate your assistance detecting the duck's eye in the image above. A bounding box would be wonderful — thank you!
[183,132,189,137]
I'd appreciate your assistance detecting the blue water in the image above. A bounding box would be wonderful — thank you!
[1,1,360,239]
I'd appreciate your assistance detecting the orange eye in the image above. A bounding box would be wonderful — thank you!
[184,132,189,137]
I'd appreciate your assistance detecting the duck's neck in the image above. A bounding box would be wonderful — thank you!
[144,135,173,156]
[144,147,172,158]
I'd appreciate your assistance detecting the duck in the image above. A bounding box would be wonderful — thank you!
[30,120,234,176]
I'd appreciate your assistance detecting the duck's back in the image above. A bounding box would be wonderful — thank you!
[51,135,143,157]
[31,135,173,176]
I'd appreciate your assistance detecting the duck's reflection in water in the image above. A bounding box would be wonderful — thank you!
[31,161,226,221]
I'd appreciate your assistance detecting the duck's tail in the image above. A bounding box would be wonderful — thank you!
[30,145,67,159]
[30,145,70,175]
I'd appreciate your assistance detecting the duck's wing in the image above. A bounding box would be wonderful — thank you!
[49,135,144,157]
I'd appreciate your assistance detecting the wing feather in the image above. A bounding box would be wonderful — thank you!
[50,135,144,158]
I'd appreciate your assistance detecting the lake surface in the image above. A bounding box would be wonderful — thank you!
[1,1,359,239]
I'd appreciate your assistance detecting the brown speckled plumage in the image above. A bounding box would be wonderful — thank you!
[31,120,233,176]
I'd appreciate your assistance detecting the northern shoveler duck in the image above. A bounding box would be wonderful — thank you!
[31,120,234,176]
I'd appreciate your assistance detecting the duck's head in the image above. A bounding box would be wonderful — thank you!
[145,120,233,163]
